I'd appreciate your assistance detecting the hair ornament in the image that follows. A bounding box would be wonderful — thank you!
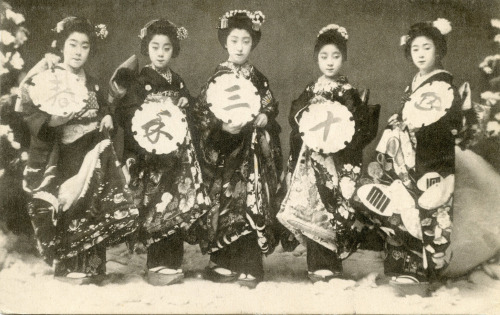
[138,19,158,39]
[138,19,188,40]
[95,24,108,39]
[318,24,348,40]
[400,34,410,46]
[176,26,188,40]
[53,16,77,33]
[432,18,452,35]
[217,10,265,31]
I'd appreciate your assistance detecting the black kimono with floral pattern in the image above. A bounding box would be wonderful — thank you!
[114,65,209,246]
[355,70,462,281]
[22,66,139,270]
[192,61,283,255]
[279,75,373,259]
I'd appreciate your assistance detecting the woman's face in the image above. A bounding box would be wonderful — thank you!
[226,28,252,65]
[411,36,437,74]
[63,32,90,71]
[317,44,344,78]
[148,34,173,70]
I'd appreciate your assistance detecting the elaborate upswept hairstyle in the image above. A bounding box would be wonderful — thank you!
[53,17,97,53]
[402,19,451,60]
[217,10,265,50]
[314,25,348,61]
[139,19,188,58]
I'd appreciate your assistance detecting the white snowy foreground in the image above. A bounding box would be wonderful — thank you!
[1,232,499,314]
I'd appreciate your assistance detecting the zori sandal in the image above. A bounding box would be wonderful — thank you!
[146,266,184,286]
[237,273,260,289]
[204,265,238,283]
[389,275,430,297]
[55,272,107,285]
[307,270,343,283]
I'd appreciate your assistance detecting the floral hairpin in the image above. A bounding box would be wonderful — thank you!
[95,24,108,39]
[138,19,188,40]
[318,24,348,40]
[432,18,452,35]
[218,10,266,31]
[400,18,451,46]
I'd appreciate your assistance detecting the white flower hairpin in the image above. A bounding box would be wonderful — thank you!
[95,24,108,39]
[318,24,348,40]
[432,18,452,35]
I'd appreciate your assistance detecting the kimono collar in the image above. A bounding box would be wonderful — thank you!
[147,64,172,84]
[220,60,253,79]
[411,69,450,92]
[59,62,86,84]
[312,75,352,94]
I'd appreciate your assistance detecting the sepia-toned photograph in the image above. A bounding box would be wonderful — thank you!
[0,0,499,313]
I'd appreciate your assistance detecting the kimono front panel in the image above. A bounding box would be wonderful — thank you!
[356,70,462,280]
[280,76,370,258]
[192,61,283,254]
[22,67,139,263]
[114,66,208,245]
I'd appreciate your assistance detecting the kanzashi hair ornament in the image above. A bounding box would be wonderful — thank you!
[138,19,188,40]
[318,24,348,40]
[432,18,452,35]
[218,10,266,31]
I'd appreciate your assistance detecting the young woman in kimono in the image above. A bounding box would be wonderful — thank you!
[193,10,282,287]
[279,24,375,282]
[355,18,462,284]
[110,19,209,285]
[20,17,139,283]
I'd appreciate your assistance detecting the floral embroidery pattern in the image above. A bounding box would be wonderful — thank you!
[279,75,365,259]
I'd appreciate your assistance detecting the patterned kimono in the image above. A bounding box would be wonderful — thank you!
[355,70,462,281]
[22,65,139,275]
[114,65,209,246]
[193,61,283,255]
[279,75,374,259]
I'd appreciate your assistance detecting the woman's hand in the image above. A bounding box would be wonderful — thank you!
[176,97,189,108]
[48,112,75,127]
[254,113,268,128]
[99,114,114,132]
[22,53,61,85]
[222,121,244,134]
[387,113,399,127]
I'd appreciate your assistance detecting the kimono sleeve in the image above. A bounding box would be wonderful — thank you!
[95,82,112,118]
[191,81,224,165]
[288,86,312,171]
[21,79,57,143]
[257,74,279,121]
[179,77,196,107]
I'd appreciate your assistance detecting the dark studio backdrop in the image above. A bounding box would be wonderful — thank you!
[11,0,499,165]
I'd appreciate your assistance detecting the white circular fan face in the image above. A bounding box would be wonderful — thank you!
[299,101,355,154]
[131,97,188,155]
[206,73,261,125]
[402,81,454,130]
[29,67,88,116]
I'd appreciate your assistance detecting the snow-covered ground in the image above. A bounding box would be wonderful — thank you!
[0,230,499,314]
